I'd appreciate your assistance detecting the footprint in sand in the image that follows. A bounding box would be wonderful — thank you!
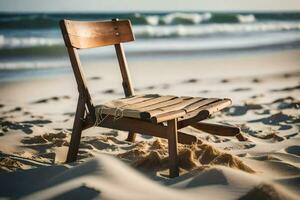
[243,143,256,149]
[225,103,263,116]
[240,124,284,142]
[2,107,22,114]
[102,89,115,94]
[252,78,261,83]
[32,95,70,104]
[182,78,198,84]
[145,85,155,90]
[254,109,271,115]
[271,97,300,110]
[250,94,264,99]
[285,132,298,139]
[283,73,292,78]
[21,119,52,125]
[199,90,210,94]
[63,112,75,117]
[161,84,170,89]
[248,112,299,130]
[0,120,33,134]
[220,79,229,83]
[232,87,252,92]
[271,84,300,92]
[285,146,300,156]
[88,76,102,80]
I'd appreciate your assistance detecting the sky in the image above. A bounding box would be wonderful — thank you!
[0,0,300,12]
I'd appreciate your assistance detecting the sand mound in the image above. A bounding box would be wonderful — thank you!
[118,139,254,173]
[0,154,297,200]
[239,183,296,200]
[21,132,68,147]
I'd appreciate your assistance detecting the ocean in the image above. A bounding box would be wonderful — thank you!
[1,12,300,81]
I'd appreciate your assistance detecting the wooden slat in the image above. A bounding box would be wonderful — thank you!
[62,19,135,49]
[153,110,187,123]
[205,98,232,114]
[177,110,210,129]
[181,99,232,121]
[191,122,240,136]
[183,98,219,113]
[139,97,186,111]
[96,96,231,123]
[97,95,184,119]
[102,94,160,108]
[154,98,229,123]
[113,95,144,104]
[96,96,184,119]
[141,97,203,119]
[123,95,176,109]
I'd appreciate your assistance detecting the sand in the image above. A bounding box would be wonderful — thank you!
[0,49,299,199]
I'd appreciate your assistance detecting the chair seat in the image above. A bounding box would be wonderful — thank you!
[95,94,231,123]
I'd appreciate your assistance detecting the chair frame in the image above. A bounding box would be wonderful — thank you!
[60,18,241,178]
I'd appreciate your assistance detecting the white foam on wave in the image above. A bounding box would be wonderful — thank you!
[0,35,62,49]
[2,30,300,71]
[1,22,300,50]
[0,60,68,70]
[133,22,300,38]
[237,14,256,23]
[126,31,300,52]
[143,12,212,26]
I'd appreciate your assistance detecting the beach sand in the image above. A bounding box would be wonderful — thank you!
[0,49,299,199]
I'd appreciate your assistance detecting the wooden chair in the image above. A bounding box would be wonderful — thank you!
[60,19,241,178]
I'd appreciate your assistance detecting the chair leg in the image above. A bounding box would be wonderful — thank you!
[167,119,179,178]
[190,122,246,141]
[126,132,136,142]
[66,96,86,163]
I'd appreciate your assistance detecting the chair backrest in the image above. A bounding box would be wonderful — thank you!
[60,19,136,117]
[60,19,135,49]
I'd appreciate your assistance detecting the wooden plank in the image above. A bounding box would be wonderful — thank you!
[153,98,226,123]
[153,110,186,123]
[60,20,95,115]
[205,98,232,114]
[167,119,179,178]
[66,96,86,163]
[138,97,186,111]
[141,97,203,119]
[97,115,197,145]
[123,95,176,109]
[191,122,240,137]
[181,99,231,121]
[177,110,210,129]
[113,24,137,142]
[104,94,160,108]
[98,95,184,119]
[63,19,135,49]
[183,98,219,113]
